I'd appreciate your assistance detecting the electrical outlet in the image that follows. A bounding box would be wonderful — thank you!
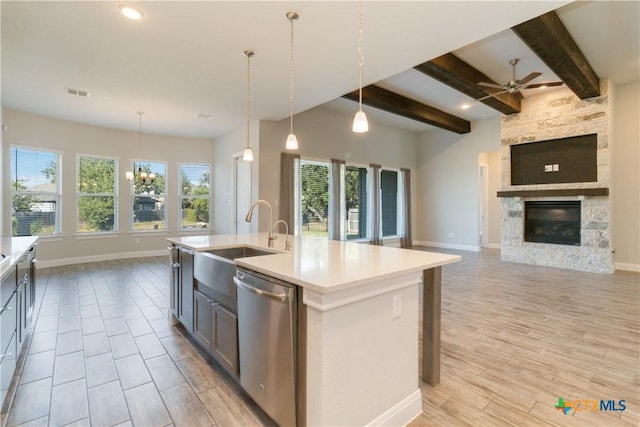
[544,164,553,172]
[135,237,140,244]
[448,232,455,238]
[392,295,402,318]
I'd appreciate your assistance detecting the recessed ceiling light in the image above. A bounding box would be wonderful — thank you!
[119,4,143,20]
[195,113,212,120]
[460,103,472,110]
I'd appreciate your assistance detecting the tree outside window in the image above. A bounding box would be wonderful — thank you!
[131,161,166,231]
[77,155,117,233]
[300,161,330,236]
[180,164,210,229]
[10,147,61,236]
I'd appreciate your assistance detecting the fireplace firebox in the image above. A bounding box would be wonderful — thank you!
[524,201,581,246]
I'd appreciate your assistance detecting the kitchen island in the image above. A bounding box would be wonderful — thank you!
[167,233,460,426]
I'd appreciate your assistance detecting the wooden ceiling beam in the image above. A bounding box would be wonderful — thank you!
[342,85,470,134]
[512,11,600,99]
[414,53,521,115]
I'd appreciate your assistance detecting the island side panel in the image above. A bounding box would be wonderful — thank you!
[422,266,441,385]
[304,272,422,426]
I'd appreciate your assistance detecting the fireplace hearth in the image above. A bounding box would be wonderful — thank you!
[524,201,581,246]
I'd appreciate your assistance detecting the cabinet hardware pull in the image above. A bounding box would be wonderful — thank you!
[233,277,288,303]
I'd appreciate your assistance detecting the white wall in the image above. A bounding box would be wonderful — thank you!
[612,81,640,270]
[487,150,502,246]
[256,105,419,236]
[212,121,260,235]
[415,117,501,250]
[1,108,215,265]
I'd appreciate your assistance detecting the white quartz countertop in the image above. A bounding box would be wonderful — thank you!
[0,236,38,279]
[167,233,460,294]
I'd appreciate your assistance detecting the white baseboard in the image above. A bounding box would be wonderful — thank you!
[614,262,640,273]
[366,389,422,427]
[37,249,168,269]
[413,240,481,252]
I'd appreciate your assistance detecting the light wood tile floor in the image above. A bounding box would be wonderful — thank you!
[2,250,639,426]
[411,247,639,427]
[2,258,267,427]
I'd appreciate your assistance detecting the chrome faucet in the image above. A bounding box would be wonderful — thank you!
[245,200,277,247]
[272,220,292,251]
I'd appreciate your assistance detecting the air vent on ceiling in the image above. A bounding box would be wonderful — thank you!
[65,87,90,97]
[195,113,212,120]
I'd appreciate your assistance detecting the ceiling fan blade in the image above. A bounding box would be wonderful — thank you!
[477,82,504,90]
[475,89,510,102]
[524,81,564,89]
[518,72,542,85]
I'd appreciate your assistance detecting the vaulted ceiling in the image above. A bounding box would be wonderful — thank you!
[2,1,638,138]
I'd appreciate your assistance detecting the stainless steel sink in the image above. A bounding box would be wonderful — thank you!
[193,246,276,304]
[205,246,275,261]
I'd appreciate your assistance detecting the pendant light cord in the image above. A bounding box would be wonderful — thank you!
[357,0,364,110]
[246,51,252,148]
[289,15,295,135]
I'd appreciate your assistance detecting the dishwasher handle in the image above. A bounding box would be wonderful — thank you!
[233,276,289,303]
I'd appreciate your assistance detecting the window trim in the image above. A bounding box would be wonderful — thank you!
[10,145,63,237]
[76,153,119,234]
[129,159,168,233]
[296,158,331,237]
[178,162,211,232]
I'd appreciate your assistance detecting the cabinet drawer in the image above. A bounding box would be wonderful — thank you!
[1,292,17,355]
[1,269,17,309]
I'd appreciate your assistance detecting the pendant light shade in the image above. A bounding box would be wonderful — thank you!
[353,110,368,133]
[285,11,299,150]
[242,147,254,162]
[352,0,369,133]
[285,133,298,150]
[243,50,255,162]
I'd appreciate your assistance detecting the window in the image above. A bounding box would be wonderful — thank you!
[298,160,330,236]
[131,161,167,231]
[345,165,368,240]
[10,146,62,237]
[179,163,210,230]
[381,169,402,237]
[77,155,117,233]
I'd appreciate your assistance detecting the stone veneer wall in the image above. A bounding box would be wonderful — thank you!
[500,80,612,274]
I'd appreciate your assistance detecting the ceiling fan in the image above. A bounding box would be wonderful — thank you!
[476,58,563,101]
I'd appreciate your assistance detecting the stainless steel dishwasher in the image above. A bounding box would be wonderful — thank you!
[234,267,297,427]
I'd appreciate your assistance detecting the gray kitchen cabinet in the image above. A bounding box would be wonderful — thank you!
[212,303,239,377]
[193,290,213,352]
[169,245,180,317]
[178,248,194,333]
[0,268,17,406]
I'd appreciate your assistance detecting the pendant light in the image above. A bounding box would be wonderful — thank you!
[126,111,155,185]
[352,0,369,133]
[285,11,299,150]
[242,50,255,162]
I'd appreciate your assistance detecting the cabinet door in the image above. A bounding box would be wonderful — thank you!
[0,332,17,406]
[17,282,26,349]
[193,291,213,353]
[169,246,180,317]
[179,249,194,332]
[212,304,239,377]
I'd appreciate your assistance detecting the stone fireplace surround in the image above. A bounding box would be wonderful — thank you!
[499,82,612,274]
